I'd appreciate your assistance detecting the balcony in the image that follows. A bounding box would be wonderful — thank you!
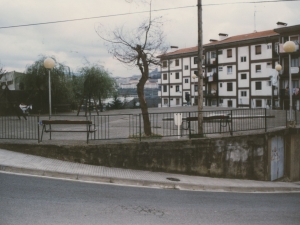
[206,59,217,67]
[206,72,218,82]
[280,88,300,98]
[278,43,299,54]
[204,90,218,98]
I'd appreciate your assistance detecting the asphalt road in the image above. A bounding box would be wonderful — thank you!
[1,173,300,225]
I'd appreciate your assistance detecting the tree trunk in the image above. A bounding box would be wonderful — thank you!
[197,0,204,135]
[99,95,103,112]
[137,77,152,136]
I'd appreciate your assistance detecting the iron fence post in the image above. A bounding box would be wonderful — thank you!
[37,116,40,143]
[188,112,191,139]
[286,110,288,127]
[231,110,233,135]
[265,108,267,132]
[295,109,297,124]
[139,114,141,142]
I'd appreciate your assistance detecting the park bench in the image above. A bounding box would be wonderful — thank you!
[41,120,96,144]
[186,114,232,135]
[162,113,232,136]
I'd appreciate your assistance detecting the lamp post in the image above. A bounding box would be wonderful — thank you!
[44,57,55,119]
[275,64,282,109]
[192,74,197,106]
[283,41,296,122]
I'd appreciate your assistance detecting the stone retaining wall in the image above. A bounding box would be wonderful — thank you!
[1,129,299,181]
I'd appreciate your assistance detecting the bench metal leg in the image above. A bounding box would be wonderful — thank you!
[41,125,45,142]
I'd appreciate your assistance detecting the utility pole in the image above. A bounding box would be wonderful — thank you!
[197,0,204,135]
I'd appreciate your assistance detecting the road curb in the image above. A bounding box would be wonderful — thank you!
[1,164,300,193]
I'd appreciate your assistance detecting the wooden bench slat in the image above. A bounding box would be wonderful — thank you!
[42,120,92,125]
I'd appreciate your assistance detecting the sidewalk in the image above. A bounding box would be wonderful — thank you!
[0,148,299,193]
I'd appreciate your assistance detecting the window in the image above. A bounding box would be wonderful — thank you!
[218,50,223,55]
[241,73,247,79]
[227,83,233,91]
[163,73,167,80]
[208,67,212,72]
[175,73,179,79]
[220,83,223,88]
[185,79,189,83]
[241,91,247,97]
[241,56,246,62]
[184,65,189,70]
[228,100,233,107]
[219,99,223,104]
[267,44,272,49]
[291,57,299,67]
[255,82,262,90]
[175,59,179,66]
[256,65,261,72]
[219,66,223,72]
[176,85,180,92]
[212,99,217,106]
[227,66,233,74]
[163,61,168,68]
[290,35,299,44]
[256,100,262,107]
[292,80,299,88]
[211,51,216,58]
[255,45,261,55]
[194,85,198,92]
[176,98,180,105]
[164,99,168,105]
[163,85,167,92]
[194,57,198,64]
[227,49,232,58]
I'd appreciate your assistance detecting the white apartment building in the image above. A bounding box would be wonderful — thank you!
[0,71,24,90]
[158,22,300,109]
[157,46,204,107]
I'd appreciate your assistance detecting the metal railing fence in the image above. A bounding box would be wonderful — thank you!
[0,109,295,142]
[0,116,39,140]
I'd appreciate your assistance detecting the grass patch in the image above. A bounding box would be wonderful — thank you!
[189,133,206,138]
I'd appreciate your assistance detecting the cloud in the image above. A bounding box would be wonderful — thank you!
[0,0,299,77]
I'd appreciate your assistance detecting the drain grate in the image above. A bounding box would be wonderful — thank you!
[166,177,180,182]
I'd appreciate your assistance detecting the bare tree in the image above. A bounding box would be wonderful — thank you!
[96,0,167,136]
[0,64,5,80]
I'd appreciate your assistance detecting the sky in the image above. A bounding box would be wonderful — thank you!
[0,0,299,77]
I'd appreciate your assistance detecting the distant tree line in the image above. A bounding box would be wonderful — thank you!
[19,56,116,113]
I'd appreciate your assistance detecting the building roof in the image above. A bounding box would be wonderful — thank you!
[157,46,198,58]
[274,24,300,34]
[158,30,279,58]
[204,29,278,47]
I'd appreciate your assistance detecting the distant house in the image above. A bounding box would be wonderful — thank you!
[119,78,158,89]
[0,71,24,90]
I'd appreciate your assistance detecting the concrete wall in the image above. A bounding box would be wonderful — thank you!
[1,129,299,181]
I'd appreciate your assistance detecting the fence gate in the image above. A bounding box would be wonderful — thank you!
[270,135,284,181]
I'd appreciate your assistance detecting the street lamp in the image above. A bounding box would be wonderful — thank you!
[283,41,296,122]
[192,74,197,106]
[44,57,55,118]
[275,64,282,108]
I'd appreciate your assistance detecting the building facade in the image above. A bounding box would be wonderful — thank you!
[274,24,300,110]
[158,22,300,109]
[157,46,203,107]
[0,71,24,91]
